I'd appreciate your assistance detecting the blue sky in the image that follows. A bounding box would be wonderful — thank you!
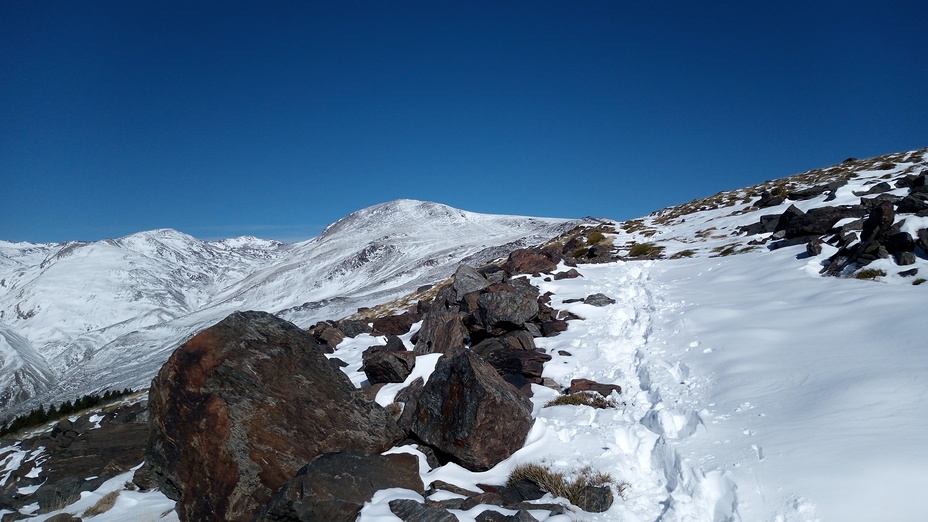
[2,1,926,243]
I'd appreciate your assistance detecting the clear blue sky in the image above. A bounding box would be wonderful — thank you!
[2,1,926,243]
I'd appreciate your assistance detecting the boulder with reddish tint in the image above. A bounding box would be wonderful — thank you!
[502,247,560,275]
[147,311,404,522]
[567,378,622,397]
[372,312,418,336]
[409,351,533,471]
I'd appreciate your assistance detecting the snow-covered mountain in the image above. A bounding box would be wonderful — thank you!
[0,200,577,418]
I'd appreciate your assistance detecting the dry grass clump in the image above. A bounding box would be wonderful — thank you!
[855,268,886,280]
[507,463,622,505]
[912,278,926,286]
[83,490,119,517]
[627,242,665,259]
[544,392,618,409]
[670,249,696,259]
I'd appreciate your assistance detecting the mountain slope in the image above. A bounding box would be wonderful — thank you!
[0,201,578,419]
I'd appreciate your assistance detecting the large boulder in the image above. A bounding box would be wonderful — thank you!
[861,201,895,242]
[256,451,423,522]
[477,287,539,331]
[147,311,405,522]
[409,351,533,471]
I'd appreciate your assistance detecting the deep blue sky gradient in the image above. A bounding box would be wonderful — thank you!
[2,1,926,242]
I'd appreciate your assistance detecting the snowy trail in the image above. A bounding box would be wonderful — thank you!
[536,261,738,521]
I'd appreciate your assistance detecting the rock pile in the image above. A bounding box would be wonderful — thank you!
[740,171,928,276]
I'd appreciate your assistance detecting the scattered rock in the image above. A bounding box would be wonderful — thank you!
[853,181,893,196]
[338,319,373,338]
[309,321,344,352]
[568,378,622,397]
[257,451,423,522]
[409,351,533,471]
[806,238,823,256]
[147,311,404,522]
[753,191,786,208]
[552,269,580,281]
[362,338,417,385]
[582,293,616,307]
[389,499,457,522]
[373,312,418,336]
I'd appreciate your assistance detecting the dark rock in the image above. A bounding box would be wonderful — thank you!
[481,348,551,384]
[862,201,895,242]
[338,319,373,338]
[453,264,491,298]
[897,193,928,214]
[459,491,505,510]
[373,312,418,336]
[784,205,867,239]
[739,213,781,236]
[885,232,915,253]
[409,351,533,471]
[583,293,616,307]
[574,484,614,512]
[426,480,482,498]
[395,377,425,432]
[806,238,823,256]
[414,287,461,354]
[256,451,423,522]
[774,204,805,233]
[132,461,156,491]
[362,340,417,385]
[35,477,84,514]
[553,268,581,280]
[786,181,847,201]
[853,181,893,196]
[860,193,904,210]
[899,267,919,277]
[475,510,540,522]
[389,499,457,522]
[896,251,917,265]
[45,515,82,522]
[753,191,786,208]
[568,378,622,397]
[147,311,404,522]
[502,247,560,275]
[896,172,927,189]
[424,315,469,356]
[309,321,344,353]
[477,291,539,331]
[917,229,928,254]
[541,320,569,337]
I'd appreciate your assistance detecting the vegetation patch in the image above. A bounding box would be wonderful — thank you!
[83,490,120,517]
[627,242,665,259]
[544,392,618,409]
[1,388,137,437]
[854,268,886,280]
[507,463,624,506]
[671,249,696,259]
[912,278,925,286]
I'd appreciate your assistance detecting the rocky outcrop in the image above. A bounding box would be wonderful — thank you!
[0,402,149,515]
[409,350,533,471]
[147,311,404,522]
[256,451,423,522]
[373,312,418,336]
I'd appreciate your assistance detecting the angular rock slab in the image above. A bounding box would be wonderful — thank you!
[409,350,533,471]
[147,311,404,522]
[257,451,423,522]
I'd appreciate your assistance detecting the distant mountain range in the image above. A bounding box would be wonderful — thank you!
[0,200,579,418]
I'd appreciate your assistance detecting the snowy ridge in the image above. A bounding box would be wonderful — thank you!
[0,201,577,418]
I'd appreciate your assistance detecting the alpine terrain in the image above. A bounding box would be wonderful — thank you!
[1,147,927,522]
